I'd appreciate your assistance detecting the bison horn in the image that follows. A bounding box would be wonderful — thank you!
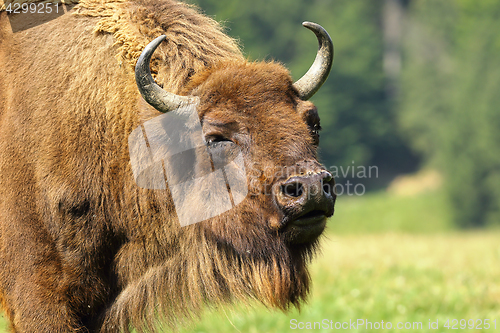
[293,22,334,100]
[135,35,195,113]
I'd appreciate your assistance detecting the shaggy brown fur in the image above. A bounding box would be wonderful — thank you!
[0,0,333,332]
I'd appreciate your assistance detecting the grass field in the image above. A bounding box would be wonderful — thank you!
[1,189,499,332]
[177,232,500,333]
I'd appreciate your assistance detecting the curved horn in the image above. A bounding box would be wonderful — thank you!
[293,22,334,100]
[135,35,195,112]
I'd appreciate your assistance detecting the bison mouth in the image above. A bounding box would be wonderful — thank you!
[283,208,332,244]
[274,169,336,244]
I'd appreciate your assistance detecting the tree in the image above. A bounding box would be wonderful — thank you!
[400,0,500,227]
[188,0,419,188]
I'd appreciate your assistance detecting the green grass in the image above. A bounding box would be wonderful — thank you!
[2,189,499,332]
[0,317,6,333]
[178,232,500,333]
[328,189,454,234]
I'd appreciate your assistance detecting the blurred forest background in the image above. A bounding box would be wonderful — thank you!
[187,0,500,229]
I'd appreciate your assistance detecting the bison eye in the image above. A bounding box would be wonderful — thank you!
[205,135,231,146]
[310,123,321,145]
[205,135,239,167]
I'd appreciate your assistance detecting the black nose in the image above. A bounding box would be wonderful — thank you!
[280,171,334,200]
[275,170,336,224]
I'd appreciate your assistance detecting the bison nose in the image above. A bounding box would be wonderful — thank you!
[278,171,335,206]
[280,171,334,201]
[274,170,336,241]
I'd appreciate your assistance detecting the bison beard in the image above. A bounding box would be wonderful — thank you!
[0,0,335,332]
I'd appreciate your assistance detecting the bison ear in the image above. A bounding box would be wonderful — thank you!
[135,35,197,113]
[293,22,334,100]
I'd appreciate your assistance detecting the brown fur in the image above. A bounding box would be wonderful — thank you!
[0,0,330,331]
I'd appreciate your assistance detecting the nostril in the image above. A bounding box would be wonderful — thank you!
[322,183,331,195]
[282,181,304,198]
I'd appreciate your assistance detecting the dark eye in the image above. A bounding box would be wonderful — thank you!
[310,123,321,145]
[205,135,231,146]
[311,123,322,133]
[205,135,239,168]
[302,107,321,145]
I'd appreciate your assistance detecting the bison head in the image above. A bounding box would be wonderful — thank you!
[116,21,335,328]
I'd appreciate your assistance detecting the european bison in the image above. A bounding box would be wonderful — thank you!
[0,0,335,331]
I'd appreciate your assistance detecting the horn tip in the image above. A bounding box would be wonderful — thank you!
[152,35,167,46]
[302,21,318,29]
[151,35,167,47]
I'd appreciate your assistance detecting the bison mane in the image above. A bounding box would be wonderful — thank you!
[74,0,244,93]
